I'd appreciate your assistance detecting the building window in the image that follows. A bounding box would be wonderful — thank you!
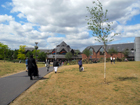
[52,50,55,54]
[89,48,93,55]
[60,49,67,54]
[131,48,134,52]
[100,47,104,55]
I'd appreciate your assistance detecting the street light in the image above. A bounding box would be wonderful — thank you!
[35,42,38,62]
[55,48,57,60]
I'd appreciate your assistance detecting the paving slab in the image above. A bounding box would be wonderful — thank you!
[0,66,54,105]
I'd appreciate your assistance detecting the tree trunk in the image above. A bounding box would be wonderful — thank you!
[104,45,106,83]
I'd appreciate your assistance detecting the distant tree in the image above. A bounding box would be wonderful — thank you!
[7,49,14,60]
[65,52,73,61]
[18,45,26,60]
[13,49,18,59]
[74,50,80,60]
[108,47,118,56]
[83,49,92,62]
[123,49,129,58]
[86,0,119,83]
[0,42,9,61]
[38,52,46,61]
[32,49,40,59]
[26,51,33,58]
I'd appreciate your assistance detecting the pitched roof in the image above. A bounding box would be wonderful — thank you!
[25,47,35,51]
[85,43,134,53]
[55,41,71,53]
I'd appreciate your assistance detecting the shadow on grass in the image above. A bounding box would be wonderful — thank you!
[117,77,138,81]
[57,71,64,73]
[40,77,49,80]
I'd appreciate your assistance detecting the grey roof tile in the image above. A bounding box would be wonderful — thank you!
[84,43,134,53]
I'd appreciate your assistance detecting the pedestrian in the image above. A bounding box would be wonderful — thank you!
[113,57,115,64]
[28,55,39,80]
[53,59,59,73]
[25,57,28,72]
[110,56,113,64]
[46,58,50,71]
[78,59,83,72]
[19,60,21,63]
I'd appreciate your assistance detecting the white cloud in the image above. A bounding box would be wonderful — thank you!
[0,14,14,23]
[0,0,140,51]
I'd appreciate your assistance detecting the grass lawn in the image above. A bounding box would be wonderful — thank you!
[10,61,140,105]
[0,60,45,77]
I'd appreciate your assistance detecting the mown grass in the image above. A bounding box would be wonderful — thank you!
[0,60,45,77]
[10,61,140,105]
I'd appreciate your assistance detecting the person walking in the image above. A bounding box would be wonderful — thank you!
[46,58,50,71]
[113,57,115,64]
[110,56,113,64]
[78,59,83,72]
[25,57,28,72]
[53,59,59,73]
[28,55,39,80]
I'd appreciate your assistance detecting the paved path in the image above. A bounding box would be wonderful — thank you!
[0,66,54,105]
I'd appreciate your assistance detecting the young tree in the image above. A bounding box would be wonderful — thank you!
[18,45,26,60]
[82,48,92,62]
[86,0,119,83]
[108,47,118,56]
[65,52,73,61]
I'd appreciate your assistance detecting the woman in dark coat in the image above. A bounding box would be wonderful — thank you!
[28,55,38,80]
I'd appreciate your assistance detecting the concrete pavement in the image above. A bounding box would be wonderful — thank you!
[0,66,54,105]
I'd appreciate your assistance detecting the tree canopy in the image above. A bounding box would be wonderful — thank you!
[83,48,92,58]
[65,52,73,60]
[86,0,119,46]
[108,47,118,56]
[18,45,26,60]
[0,42,9,59]
[123,49,129,58]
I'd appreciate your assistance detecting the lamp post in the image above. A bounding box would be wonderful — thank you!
[55,48,57,60]
[35,42,38,62]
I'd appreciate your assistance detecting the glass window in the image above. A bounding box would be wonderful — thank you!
[131,48,134,52]
[100,47,104,55]
[89,48,93,55]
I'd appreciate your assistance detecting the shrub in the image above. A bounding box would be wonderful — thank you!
[117,57,122,62]
[106,58,110,62]
[99,57,104,62]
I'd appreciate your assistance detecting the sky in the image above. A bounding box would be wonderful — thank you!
[0,0,140,51]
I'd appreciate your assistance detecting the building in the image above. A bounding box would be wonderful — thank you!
[134,37,140,61]
[25,41,82,61]
[25,37,140,62]
[81,43,135,61]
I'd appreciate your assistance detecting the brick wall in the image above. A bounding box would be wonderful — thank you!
[81,51,125,60]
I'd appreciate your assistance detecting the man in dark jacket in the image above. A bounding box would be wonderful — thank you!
[28,55,38,80]
[53,59,59,73]
[78,59,83,72]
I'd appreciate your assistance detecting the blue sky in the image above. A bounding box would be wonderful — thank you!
[0,0,140,51]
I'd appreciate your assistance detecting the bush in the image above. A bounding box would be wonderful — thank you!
[69,60,78,65]
[99,57,104,62]
[117,57,122,62]
[106,58,110,62]
[63,61,68,65]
